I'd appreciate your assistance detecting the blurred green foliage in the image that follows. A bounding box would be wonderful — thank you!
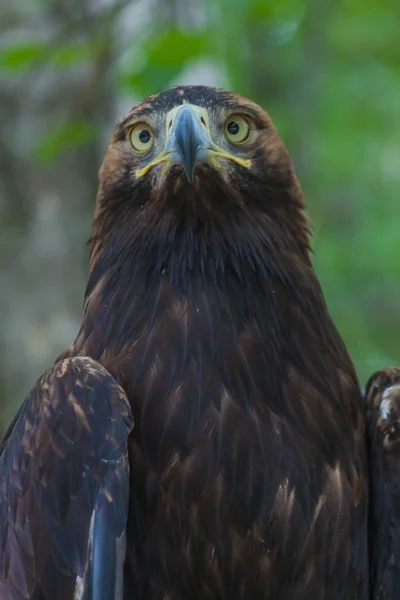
[0,0,399,402]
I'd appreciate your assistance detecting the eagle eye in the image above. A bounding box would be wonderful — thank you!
[224,114,251,144]
[129,123,154,153]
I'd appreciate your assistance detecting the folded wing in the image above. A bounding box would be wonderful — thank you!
[0,356,133,600]
[365,367,400,600]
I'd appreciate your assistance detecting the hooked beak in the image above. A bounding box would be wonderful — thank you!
[168,105,210,182]
[136,104,251,183]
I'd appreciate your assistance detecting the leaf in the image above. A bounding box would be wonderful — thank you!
[51,43,91,67]
[247,2,273,19]
[147,29,208,68]
[33,120,96,163]
[120,65,181,98]
[0,38,108,74]
[0,42,45,71]
[246,0,304,21]
[119,28,210,96]
[50,38,107,68]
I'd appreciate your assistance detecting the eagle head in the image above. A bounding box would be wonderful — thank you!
[92,86,309,264]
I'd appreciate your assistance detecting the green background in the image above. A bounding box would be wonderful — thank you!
[0,0,398,436]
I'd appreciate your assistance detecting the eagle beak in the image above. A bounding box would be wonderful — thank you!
[163,104,214,183]
[136,104,251,182]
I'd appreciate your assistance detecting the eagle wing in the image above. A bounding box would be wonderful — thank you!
[0,356,133,600]
[365,367,400,599]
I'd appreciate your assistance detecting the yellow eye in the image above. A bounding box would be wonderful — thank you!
[224,114,251,144]
[129,123,154,153]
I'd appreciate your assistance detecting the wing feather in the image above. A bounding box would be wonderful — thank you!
[365,367,400,599]
[0,356,133,600]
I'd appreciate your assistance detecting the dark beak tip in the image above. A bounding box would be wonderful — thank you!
[179,148,198,184]
[173,106,206,185]
[184,163,196,184]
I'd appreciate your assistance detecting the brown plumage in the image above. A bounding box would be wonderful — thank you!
[365,367,400,599]
[66,85,369,598]
[0,358,132,600]
[2,85,392,599]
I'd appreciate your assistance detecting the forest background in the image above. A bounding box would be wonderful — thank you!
[0,0,398,436]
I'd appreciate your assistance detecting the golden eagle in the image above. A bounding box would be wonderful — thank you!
[0,86,398,599]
